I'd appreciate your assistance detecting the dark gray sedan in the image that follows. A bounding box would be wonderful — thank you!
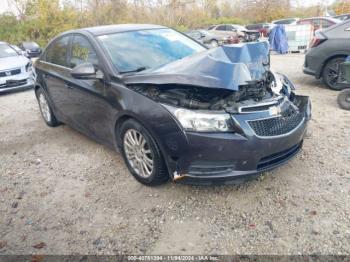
[303,20,350,90]
[34,24,310,186]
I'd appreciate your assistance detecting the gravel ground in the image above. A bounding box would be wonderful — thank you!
[1,54,350,255]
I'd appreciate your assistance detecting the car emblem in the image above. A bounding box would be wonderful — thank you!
[5,71,11,76]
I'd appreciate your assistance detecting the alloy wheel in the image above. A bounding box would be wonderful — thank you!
[39,93,51,123]
[123,129,154,178]
[324,58,346,89]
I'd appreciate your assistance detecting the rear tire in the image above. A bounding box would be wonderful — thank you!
[337,89,350,110]
[35,88,60,127]
[322,57,346,90]
[119,119,169,186]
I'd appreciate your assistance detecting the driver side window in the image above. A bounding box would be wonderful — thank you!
[70,35,99,68]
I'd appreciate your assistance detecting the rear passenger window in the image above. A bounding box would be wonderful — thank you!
[45,36,70,67]
[70,35,98,68]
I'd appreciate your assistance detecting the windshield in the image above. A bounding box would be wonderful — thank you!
[0,44,18,58]
[98,28,206,73]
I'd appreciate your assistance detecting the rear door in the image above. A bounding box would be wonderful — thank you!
[40,35,72,122]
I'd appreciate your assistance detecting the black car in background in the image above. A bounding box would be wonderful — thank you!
[19,41,42,58]
[303,20,350,90]
[34,24,311,186]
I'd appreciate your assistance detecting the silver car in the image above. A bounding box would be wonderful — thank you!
[0,42,35,93]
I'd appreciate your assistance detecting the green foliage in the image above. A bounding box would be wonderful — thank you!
[0,0,342,48]
[0,0,79,46]
[173,25,189,32]
[201,17,249,27]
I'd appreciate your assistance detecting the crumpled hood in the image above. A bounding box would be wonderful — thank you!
[123,41,270,91]
[0,56,29,71]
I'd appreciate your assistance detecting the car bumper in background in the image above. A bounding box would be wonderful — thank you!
[303,67,317,76]
[0,78,35,94]
[303,51,324,78]
[164,96,311,185]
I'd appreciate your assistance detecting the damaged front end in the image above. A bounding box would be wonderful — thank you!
[122,41,311,184]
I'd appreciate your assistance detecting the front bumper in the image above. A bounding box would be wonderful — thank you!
[303,51,324,79]
[164,95,311,185]
[0,78,34,94]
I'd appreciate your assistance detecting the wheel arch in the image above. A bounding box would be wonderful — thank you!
[34,83,43,95]
[113,112,173,179]
[319,54,348,78]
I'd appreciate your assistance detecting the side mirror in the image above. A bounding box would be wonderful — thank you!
[71,62,103,80]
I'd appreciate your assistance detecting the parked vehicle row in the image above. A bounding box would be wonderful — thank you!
[188,14,346,48]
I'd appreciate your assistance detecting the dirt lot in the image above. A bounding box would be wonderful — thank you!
[1,54,350,255]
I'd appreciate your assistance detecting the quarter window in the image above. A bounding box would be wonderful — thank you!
[45,36,70,67]
[70,35,98,68]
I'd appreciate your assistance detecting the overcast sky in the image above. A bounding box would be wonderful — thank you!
[0,0,337,15]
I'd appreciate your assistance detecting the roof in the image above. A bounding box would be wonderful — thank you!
[79,24,167,36]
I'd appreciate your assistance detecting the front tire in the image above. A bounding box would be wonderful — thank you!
[35,88,59,127]
[337,89,350,110]
[120,119,169,186]
[209,39,219,48]
[322,57,346,90]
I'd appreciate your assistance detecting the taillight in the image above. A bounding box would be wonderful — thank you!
[309,32,327,48]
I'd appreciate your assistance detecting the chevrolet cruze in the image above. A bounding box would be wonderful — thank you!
[34,24,311,186]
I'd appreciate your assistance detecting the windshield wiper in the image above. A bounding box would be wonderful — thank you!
[120,66,148,74]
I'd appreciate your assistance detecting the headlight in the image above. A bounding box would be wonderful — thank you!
[270,71,295,95]
[25,61,32,72]
[165,106,234,132]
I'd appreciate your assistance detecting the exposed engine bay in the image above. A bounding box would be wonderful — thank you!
[124,41,303,115]
[129,71,294,113]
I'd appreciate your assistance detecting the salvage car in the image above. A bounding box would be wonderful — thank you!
[34,24,311,186]
[19,41,42,58]
[303,20,350,90]
[230,24,260,42]
[207,24,242,43]
[0,42,35,93]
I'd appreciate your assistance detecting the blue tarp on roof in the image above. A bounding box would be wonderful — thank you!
[269,25,289,54]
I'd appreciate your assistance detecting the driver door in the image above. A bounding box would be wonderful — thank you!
[64,34,115,144]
